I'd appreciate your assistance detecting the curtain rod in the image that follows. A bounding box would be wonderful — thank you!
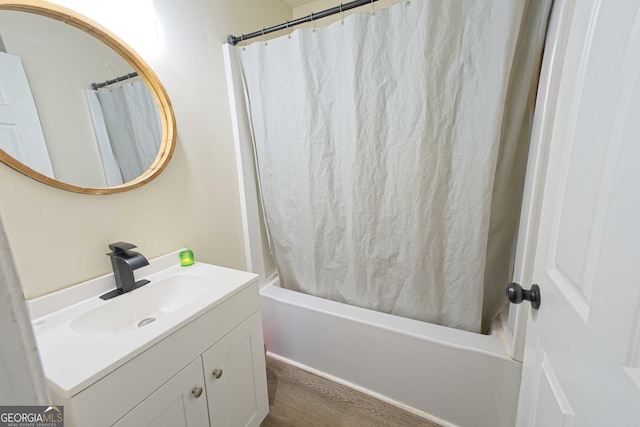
[91,72,138,90]
[227,0,381,46]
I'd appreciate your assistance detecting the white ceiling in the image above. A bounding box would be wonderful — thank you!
[282,0,317,8]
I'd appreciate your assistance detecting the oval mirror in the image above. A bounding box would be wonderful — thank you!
[0,1,175,194]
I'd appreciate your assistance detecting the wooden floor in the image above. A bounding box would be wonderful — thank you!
[260,357,442,427]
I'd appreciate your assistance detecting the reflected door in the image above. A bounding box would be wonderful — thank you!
[0,52,54,178]
[516,0,640,425]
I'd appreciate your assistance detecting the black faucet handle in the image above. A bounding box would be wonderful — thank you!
[108,242,138,255]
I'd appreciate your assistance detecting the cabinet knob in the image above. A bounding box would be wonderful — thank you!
[212,369,223,379]
[192,386,203,398]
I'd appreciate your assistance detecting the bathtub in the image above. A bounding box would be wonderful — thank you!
[260,278,522,427]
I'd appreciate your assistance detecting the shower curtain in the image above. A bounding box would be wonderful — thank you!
[237,0,551,333]
[90,80,162,183]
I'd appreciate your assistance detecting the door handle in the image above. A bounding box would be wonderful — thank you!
[506,283,541,310]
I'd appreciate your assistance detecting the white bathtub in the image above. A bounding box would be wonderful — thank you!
[260,278,522,427]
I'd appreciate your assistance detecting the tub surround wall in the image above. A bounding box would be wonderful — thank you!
[0,0,291,299]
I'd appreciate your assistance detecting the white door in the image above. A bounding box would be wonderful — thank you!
[0,51,54,178]
[113,357,209,427]
[515,0,640,425]
[202,311,268,427]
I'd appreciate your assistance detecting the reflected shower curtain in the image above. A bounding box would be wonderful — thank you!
[238,0,551,333]
[94,81,162,182]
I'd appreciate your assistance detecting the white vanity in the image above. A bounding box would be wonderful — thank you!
[28,251,268,427]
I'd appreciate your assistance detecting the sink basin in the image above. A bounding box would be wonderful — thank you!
[70,274,211,336]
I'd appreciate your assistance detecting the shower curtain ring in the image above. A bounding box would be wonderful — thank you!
[311,12,316,32]
[262,28,268,46]
[340,3,345,25]
[371,0,375,15]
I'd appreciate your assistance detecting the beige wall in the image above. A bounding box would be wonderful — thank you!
[0,0,291,299]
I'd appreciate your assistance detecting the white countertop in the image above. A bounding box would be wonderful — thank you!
[27,251,258,398]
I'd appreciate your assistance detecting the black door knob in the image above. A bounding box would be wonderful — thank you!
[506,283,541,310]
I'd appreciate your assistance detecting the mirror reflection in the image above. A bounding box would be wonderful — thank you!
[0,10,162,188]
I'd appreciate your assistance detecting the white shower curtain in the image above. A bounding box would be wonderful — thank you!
[238,0,550,333]
[94,80,162,182]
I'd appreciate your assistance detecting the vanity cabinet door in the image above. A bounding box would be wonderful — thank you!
[113,357,209,427]
[202,311,269,427]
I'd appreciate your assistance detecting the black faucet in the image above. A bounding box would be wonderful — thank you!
[100,242,150,300]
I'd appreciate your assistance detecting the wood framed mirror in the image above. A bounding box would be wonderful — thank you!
[0,0,176,194]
